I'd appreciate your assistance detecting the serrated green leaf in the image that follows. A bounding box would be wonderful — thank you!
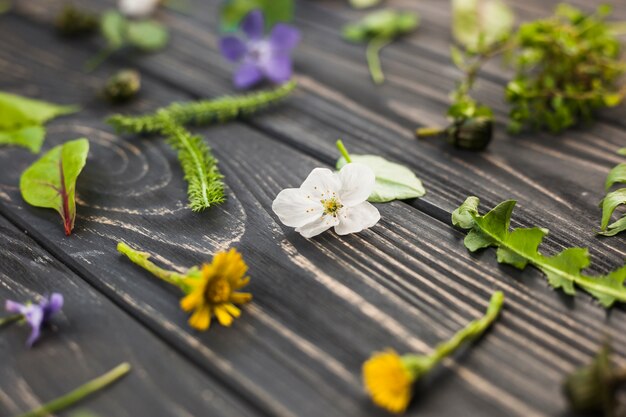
[452,195,479,229]
[0,126,45,153]
[101,10,126,49]
[453,196,626,307]
[220,0,293,32]
[20,138,89,236]
[126,20,169,51]
[452,0,514,51]
[336,154,425,203]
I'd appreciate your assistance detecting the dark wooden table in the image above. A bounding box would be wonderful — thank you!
[2,1,626,416]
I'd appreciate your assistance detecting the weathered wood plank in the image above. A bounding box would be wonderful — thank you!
[0,14,625,417]
[0,215,260,417]
[16,0,626,278]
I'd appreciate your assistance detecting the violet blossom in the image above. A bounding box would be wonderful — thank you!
[5,293,63,347]
[219,10,300,90]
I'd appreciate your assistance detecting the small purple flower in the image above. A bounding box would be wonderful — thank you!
[219,10,300,90]
[5,293,63,347]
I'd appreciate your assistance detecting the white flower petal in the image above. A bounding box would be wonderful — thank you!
[295,216,339,238]
[334,202,380,235]
[272,188,322,227]
[338,163,375,207]
[118,0,159,17]
[300,168,341,200]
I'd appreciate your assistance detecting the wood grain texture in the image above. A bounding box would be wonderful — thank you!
[17,0,626,273]
[2,2,626,417]
[0,215,259,417]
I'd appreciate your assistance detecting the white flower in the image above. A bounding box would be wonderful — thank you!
[272,163,381,238]
[118,0,160,18]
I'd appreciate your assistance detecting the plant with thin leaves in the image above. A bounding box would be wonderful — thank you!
[599,148,626,236]
[453,196,626,307]
[159,117,225,211]
[107,80,297,134]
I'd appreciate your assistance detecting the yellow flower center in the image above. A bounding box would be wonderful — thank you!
[322,197,343,217]
[205,279,231,304]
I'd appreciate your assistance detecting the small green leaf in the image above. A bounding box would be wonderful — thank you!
[343,9,419,42]
[600,188,626,230]
[336,154,425,203]
[450,45,465,69]
[453,196,626,307]
[451,195,479,229]
[348,0,381,9]
[0,92,78,130]
[101,10,126,49]
[126,20,169,51]
[20,138,89,236]
[452,0,514,51]
[605,163,626,191]
[618,148,626,156]
[0,126,45,153]
[220,0,293,32]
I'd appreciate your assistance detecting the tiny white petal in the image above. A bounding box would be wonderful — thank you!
[118,0,159,17]
[300,168,341,199]
[334,202,380,235]
[295,216,339,238]
[338,163,375,207]
[272,188,322,228]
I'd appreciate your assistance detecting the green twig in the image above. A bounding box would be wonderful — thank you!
[366,37,390,85]
[17,362,131,417]
[84,47,116,73]
[336,139,352,163]
[117,242,188,288]
[0,314,21,328]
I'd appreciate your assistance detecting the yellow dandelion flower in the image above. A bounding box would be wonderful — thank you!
[180,248,252,331]
[363,350,417,414]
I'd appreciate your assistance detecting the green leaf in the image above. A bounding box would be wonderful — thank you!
[0,92,78,130]
[605,163,626,190]
[618,148,626,156]
[101,10,126,49]
[20,138,89,236]
[0,92,78,152]
[453,196,626,307]
[452,0,514,51]
[126,20,169,51]
[0,126,46,153]
[336,154,425,203]
[220,0,294,32]
[343,9,419,42]
[600,189,626,230]
[348,0,381,9]
[159,119,225,211]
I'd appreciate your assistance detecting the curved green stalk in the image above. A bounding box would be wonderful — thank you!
[366,37,390,85]
[117,242,189,289]
[17,363,130,417]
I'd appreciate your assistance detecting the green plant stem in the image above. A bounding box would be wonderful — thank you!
[416,127,446,138]
[402,291,504,377]
[428,291,503,365]
[366,37,390,85]
[336,139,352,163]
[117,242,188,288]
[17,362,131,417]
[0,314,21,328]
[84,47,116,73]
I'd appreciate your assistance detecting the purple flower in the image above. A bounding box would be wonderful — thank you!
[219,10,300,90]
[5,293,63,347]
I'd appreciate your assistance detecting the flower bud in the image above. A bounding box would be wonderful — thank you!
[563,343,616,415]
[416,117,493,151]
[102,70,141,103]
[55,5,99,37]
